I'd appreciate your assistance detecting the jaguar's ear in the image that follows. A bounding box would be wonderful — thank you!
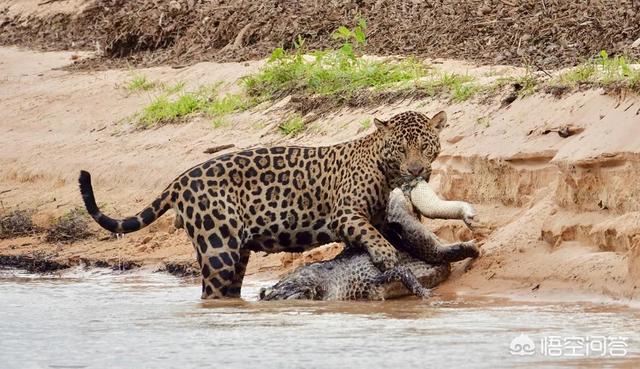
[374,117,389,131]
[430,111,447,132]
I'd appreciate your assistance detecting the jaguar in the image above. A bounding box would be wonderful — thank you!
[79,110,447,298]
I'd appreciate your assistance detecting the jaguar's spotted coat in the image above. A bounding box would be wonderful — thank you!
[79,111,447,299]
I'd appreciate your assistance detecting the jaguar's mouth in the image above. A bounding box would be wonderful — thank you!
[397,171,431,187]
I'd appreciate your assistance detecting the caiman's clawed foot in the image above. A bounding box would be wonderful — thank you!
[373,265,433,299]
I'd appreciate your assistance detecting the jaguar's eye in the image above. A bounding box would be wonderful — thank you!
[399,146,406,154]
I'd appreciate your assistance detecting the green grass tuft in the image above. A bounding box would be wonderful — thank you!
[556,63,596,86]
[452,83,480,102]
[490,68,539,96]
[206,93,253,117]
[126,74,157,92]
[476,116,490,128]
[136,84,255,127]
[138,94,202,126]
[552,50,640,91]
[279,115,305,136]
[360,118,372,130]
[163,81,186,94]
[242,21,428,103]
[211,117,227,129]
[417,72,479,101]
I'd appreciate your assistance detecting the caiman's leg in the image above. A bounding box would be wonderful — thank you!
[406,262,451,289]
[386,190,479,263]
[439,240,479,262]
[371,265,432,299]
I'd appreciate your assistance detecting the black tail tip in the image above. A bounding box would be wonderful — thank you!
[79,170,90,181]
[78,170,99,215]
[79,170,91,191]
[78,170,100,219]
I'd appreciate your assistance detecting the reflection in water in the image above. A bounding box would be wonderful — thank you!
[0,268,638,369]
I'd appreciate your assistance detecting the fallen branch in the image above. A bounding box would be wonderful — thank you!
[38,0,66,6]
[203,144,235,154]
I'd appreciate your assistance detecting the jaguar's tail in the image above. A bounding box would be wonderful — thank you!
[79,170,172,234]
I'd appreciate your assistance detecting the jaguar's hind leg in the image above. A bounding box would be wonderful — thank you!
[227,249,250,298]
[191,221,242,299]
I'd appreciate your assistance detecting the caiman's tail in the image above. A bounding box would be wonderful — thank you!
[79,170,172,234]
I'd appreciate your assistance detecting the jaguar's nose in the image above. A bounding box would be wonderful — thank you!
[407,164,425,177]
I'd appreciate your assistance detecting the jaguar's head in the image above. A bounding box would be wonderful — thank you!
[375,110,446,185]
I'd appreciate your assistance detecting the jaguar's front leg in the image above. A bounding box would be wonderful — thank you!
[333,213,399,271]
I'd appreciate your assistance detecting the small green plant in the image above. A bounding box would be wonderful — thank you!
[138,94,202,125]
[360,118,372,130]
[242,20,428,103]
[126,74,157,92]
[452,83,480,102]
[596,50,636,86]
[629,71,640,90]
[163,81,186,95]
[333,18,367,46]
[552,50,640,91]
[490,68,539,96]
[438,73,474,88]
[556,63,596,86]
[251,120,268,130]
[513,70,539,96]
[279,115,305,136]
[206,93,253,117]
[418,72,479,101]
[211,117,227,129]
[136,84,255,126]
[476,116,490,128]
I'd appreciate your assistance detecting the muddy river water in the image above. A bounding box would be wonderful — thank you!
[1,268,638,369]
